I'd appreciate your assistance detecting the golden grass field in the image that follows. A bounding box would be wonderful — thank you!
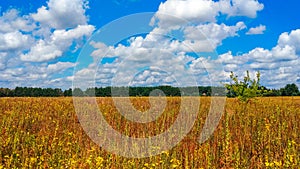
[0,97,299,168]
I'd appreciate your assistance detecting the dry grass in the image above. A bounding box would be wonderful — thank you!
[0,97,299,168]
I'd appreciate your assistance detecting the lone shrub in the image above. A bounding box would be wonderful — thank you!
[225,71,262,102]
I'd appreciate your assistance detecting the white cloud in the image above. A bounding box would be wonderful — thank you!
[31,0,89,29]
[0,10,35,52]
[71,1,299,89]
[20,40,62,62]
[184,22,246,51]
[84,27,296,89]
[147,0,263,57]
[82,32,222,88]
[21,25,95,62]
[215,29,300,88]
[278,29,300,53]
[0,31,32,51]
[218,51,245,64]
[2,0,299,89]
[52,25,94,41]
[189,57,229,86]
[47,61,76,73]
[190,57,218,73]
[221,0,264,18]
[260,65,300,88]
[127,68,177,86]
[90,41,118,59]
[0,0,94,89]
[56,0,300,89]
[0,52,8,70]
[0,61,76,88]
[22,0,95,62]
[79,4,260,88]
[245,43,297,64]
[90,21,247,59]
[271,45,297,61]
[0,9,35,33]
[67,27,300,89]
[246,24,266,35]
[152,0,219,29]
[151,0,264,29]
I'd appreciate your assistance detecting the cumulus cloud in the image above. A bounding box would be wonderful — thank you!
[184,22,246,50]
[20,0,95,62]
[216,29,300,88]
[0,31,32,51]
[31,0,89,29]
[278,29,300,53]
[47,61,77,73]
[1,0,299,89]
[83,13,249,87]
[75,0,264,88]
[84,28,300,89]
[152,0,219,29]
[0,52,8,70]
[151,0,264,29]
[90,21,246,57]
[0,10,35,52]
[0,61,77,88]
[129,68,177,86]
[220,0,264,18]
[79,32,220,88]
[246,24,266,35]
[50,0,297,89]
[21,25,95,62]
[18,0,95,62]
[0,9,35,33]
[0,0,94,89]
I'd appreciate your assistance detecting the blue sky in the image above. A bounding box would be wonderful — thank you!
[0,0,299,89]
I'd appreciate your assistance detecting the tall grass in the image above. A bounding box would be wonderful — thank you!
[0,97,299,168]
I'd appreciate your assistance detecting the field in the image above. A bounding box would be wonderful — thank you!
[0,97,299,168]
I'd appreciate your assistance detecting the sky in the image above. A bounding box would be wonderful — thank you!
[0,0,300,89]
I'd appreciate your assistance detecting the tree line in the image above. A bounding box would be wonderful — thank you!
[0,86,215,97]
[0,84,299,97]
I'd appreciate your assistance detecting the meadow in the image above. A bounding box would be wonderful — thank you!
[0,97,299,168]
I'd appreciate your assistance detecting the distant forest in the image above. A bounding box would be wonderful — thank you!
[0,83,299,97]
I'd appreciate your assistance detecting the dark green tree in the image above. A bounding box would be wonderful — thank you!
[73,88,84,97]
[281,83,299,96]
[0,88,11,97]
[64,88,72,96]
[85,88,96,96]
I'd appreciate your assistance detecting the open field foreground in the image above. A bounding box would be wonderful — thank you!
[0,97,299,168]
